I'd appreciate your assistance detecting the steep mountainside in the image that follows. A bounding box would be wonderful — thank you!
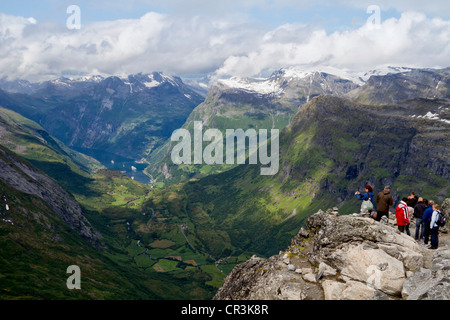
[0,72,204,162]
[0,133,227,300]
[0,108,237,299]
[0,105,155,211]
[0,144,101,246]
[147,69,359,185]
[0,144,213,299]
[148,93,449,257]
[0,106,104,173]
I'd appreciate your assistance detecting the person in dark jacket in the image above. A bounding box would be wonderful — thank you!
[413,197,427,241]
[408,192,419,208]
[355,184,375,213]
[422,200,434,246]
[375,186,393,221]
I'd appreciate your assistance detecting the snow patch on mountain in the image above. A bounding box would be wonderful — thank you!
[411,111,450,124]
[141,73,180,88]
[50,78,72,87]
[356,66,417,81]
[73,75,105,83]
[143,80,161,88]
[218,77,284,95]
[279,65,416,86]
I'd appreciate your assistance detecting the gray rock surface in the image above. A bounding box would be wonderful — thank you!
[214,204,450,300]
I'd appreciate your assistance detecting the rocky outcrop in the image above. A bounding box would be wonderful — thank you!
[214,205,450,300]
[402,249,450,300]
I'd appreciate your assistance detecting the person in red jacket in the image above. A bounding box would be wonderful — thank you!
[395,197,410,233]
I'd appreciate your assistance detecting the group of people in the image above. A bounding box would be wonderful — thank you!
[355,185,444,249]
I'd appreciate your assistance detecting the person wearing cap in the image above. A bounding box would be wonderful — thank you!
[375,185,393,221]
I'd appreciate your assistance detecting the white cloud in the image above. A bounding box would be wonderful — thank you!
[0,9,449,82]
[216,11,450,77]
[0,11,265,81]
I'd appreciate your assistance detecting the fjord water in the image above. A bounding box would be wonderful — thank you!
[75,148,150,184]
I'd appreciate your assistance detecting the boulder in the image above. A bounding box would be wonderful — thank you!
[402,247,450,300]
[214,207,450,300]
[338,244,405,296]
[322,280,377,300]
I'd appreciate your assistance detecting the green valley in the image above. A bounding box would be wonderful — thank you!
[1,67,449,300]
[0,107,249,299]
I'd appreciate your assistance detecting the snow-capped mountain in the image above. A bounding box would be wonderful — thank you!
[348,67,450,105]
[121,72,184,93]
[213,65,419,96]
[276,65,417,85]
[69,75,105,83]
[43,72,189,95]
[0,72,192,96]
[217,76,284,95]
[0,65,423,97]
[215,66,360,102]
[353,66,416,83]
[0,72,205,161]
[0,78,41,94]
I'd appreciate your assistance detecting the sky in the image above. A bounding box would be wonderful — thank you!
[0,0,449,81]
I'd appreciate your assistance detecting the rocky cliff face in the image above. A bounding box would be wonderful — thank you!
[0,145,102,246]
[214,204,450,300]
[280,94,450,207]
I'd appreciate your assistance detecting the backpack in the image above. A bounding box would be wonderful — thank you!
[436,210,447,227]
[361,199,373,211]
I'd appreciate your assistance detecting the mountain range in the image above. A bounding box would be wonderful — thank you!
[146,67,360,184]
[0,72,204,163]
[0,66,448,300]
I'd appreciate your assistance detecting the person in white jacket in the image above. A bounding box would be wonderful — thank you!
[429,203,441,249]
